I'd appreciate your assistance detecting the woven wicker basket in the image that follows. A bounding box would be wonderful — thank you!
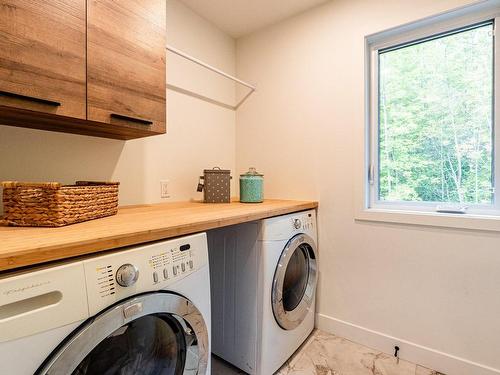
[1,181,119,227]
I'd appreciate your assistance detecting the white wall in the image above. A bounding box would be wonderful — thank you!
[236,1,500,374]
[0,0,236,211]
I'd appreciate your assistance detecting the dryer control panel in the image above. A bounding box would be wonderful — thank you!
[84,233,208,315]
[259,209,317,241]
[291,214,315,232]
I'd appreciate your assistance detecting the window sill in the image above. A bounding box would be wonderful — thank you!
[355,208,500,232]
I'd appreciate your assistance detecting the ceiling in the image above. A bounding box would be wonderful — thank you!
[180,0,330,38]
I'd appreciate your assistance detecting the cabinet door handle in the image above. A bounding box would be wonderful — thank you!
[0,90,61,106]
[110,113,153,125]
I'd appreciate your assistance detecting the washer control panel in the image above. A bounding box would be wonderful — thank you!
[84,233,208,315]
[148,243,195,284]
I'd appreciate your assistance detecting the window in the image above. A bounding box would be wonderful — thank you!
[367,9,500,216]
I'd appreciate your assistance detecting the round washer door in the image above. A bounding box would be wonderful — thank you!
[272,233,317,330]
[36,292,209,375]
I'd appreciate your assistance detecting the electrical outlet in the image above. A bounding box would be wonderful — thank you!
[160,180,170,199]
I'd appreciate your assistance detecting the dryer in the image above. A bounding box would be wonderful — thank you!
[0,233,211,375]
[208,210,317,374]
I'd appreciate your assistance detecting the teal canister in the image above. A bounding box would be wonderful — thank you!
[240,167,264,203]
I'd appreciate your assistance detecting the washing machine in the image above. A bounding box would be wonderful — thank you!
[0,232,211,375]
[208,210,317,374]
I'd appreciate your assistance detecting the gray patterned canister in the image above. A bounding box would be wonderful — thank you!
[239,167,264,203]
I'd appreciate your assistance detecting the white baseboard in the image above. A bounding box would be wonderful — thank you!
[316,313,500,375]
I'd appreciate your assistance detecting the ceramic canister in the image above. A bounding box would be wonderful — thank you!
[239,167,264,203]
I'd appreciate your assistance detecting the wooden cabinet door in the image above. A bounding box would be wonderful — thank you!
[0,1,86,118]
[87,0,166,135]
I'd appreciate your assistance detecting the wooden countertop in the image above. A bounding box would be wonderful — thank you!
[0,199,317,272]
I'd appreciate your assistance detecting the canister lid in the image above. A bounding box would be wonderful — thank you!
[204,167,230,174]
[240,167,263,177]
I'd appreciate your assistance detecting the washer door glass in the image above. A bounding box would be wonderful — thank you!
[272,234,317,330]
[36,292,209,375]
[282,244,310,312]
[73,314,185,375]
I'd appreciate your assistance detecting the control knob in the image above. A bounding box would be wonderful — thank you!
[293,218,302,230]
[116,264,139,287]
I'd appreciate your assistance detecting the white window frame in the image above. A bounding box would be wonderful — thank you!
[358,2,500,231]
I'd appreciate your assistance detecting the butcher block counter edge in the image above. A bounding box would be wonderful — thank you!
[0,199,318,272]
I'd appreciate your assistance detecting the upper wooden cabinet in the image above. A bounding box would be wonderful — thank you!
[87,0,166,135]
[0,0,86,118]
[0,0,166,140]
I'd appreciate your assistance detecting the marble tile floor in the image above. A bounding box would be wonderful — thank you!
[211,329,445,375]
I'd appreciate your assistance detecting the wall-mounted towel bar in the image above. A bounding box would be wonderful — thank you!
[166,45,255,109]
